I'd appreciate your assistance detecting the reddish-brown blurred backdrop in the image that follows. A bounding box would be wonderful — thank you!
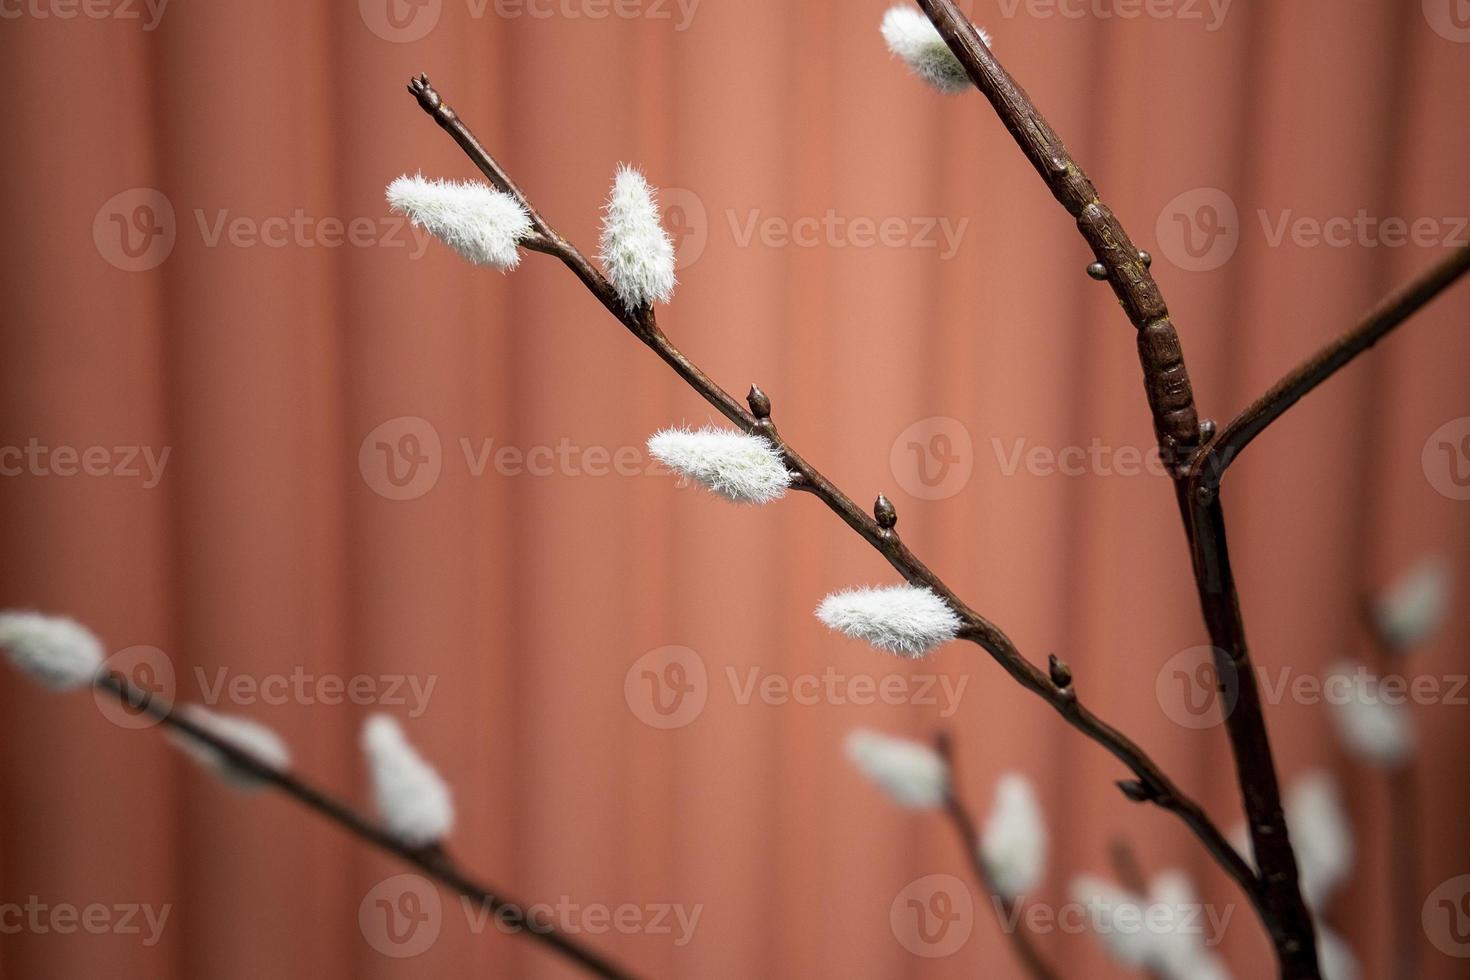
[3,1,1469,977]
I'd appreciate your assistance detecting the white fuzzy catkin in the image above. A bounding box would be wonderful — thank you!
[1325,661,1415,766]
[1286,770,1353,911]
[1317,927,1360,980]
[168,705,290,792]
[362,715,455,847]
[386,174,533,270]
[1072,872,1231,980]
[1070,876,1154,968]
[880,6,990,94]
[599,165,676,310]
[647,426,792,504]
[816,584,961,658]
[1374,555,1450,651]
[980,773,1046,900]
[844,728,948,808]
[0,611,103,691]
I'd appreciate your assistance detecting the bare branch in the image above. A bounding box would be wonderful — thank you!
[911,1,1319,972]
[96,673,638,980]
[1194,244,1470,487]
[403,74,1257,918]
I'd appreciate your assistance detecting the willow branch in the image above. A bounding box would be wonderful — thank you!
[94,673,638,980]
[912,2,1318,974]
[405,73,1256,913]
[934,734,1059,980]
[1193,243,1470,487]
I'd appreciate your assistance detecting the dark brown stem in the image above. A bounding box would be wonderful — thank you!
[94,673,639,980]
[1193,244,1470,486]
[934,734,1059,980]
[404,73,1259,925]
[911,2,1319,974]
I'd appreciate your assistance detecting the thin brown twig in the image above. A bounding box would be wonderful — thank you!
[1191,243,1470,487]
[934,733,1059,980]
[404,72,1259,925]
[912,2,1319,974]
[93,673,639,980]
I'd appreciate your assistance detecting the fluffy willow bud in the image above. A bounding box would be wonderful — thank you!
[167,705,291,793]
[816,584,961,658]
[647,426,792,504]
[386,174,533,270]
[0,611,104,691]
[1373,555,1450,651]
[362,715,455,847]
[980,774,1046,900]
[844,728,948,808]
[880,5,990,94]
[599,165,677,310]
[1324,661,1414,767]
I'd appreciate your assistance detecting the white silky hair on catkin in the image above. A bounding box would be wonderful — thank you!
[1374,554,1450,651]
[980,773,1047,900]
[386,174,533,270]
[167,705,291,792]
[599,164,677,310]
[1146,871,1232,980]
[0,611,104,691]
[1073,872,1233,980]
[1324,661,1415,766]
[816,584,961,658]
[362,714,455,846]
[880,6,990,94]
[646,426,792,504]
[1317,927,1360,980]
[1285,770,1353,911]
[844,728,948,808]
[1069,875,1154,967]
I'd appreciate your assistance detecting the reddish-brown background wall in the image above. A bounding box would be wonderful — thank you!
[2,1,1468,977]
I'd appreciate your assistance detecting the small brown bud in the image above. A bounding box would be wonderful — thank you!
[874,494,897,530]
[1116,780,1154,803]
[1048,654,1072,689]
[747,384,771,420]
